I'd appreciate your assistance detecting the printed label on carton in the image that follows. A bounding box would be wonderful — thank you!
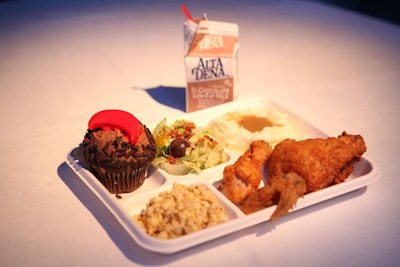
[184,19,238,112]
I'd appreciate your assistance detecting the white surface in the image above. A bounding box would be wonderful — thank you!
[1,0,399,266]
[66,98,379,254]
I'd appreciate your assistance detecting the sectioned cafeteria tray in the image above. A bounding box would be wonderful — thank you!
[66,97,379,254]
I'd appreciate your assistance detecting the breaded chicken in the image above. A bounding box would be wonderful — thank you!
[241,171,307,220]
[268,131,366,192]
[220,140,272,205]
[241,132,366,221]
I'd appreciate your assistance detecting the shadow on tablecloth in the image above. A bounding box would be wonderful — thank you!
[142,86,186,112]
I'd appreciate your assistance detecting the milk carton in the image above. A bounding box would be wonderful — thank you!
[183,11,239,112]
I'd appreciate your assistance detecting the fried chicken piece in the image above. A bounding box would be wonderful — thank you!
[268,131,366,192]
[241,171,307,220]
[241,132,366,221]
[220,140,272,205]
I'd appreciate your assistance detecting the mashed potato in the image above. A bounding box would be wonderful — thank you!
[134,183,225,239]
[207,108,300,154]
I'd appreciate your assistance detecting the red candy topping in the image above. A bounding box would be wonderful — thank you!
[88,110,143,144]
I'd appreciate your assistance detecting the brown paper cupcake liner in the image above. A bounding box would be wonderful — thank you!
[91,165,149,195]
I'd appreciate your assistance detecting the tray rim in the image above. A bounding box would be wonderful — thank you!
[65,97,380,254]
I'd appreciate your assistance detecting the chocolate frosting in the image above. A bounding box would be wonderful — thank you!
[82,125,156,171]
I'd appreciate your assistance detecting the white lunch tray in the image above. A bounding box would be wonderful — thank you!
[66,97,379,254]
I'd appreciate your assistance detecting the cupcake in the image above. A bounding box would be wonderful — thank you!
[82,110,156,197]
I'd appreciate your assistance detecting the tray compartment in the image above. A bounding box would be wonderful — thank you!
[121,179,244,220]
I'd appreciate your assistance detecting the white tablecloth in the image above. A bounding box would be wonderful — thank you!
[1,0,399,266]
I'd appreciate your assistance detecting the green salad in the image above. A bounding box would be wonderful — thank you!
[151,118,227,175]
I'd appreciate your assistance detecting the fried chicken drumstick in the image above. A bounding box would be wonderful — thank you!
[220,140,272,205]
[241,132,366,221]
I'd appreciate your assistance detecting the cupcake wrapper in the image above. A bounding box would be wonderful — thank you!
[91,165,149,194]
